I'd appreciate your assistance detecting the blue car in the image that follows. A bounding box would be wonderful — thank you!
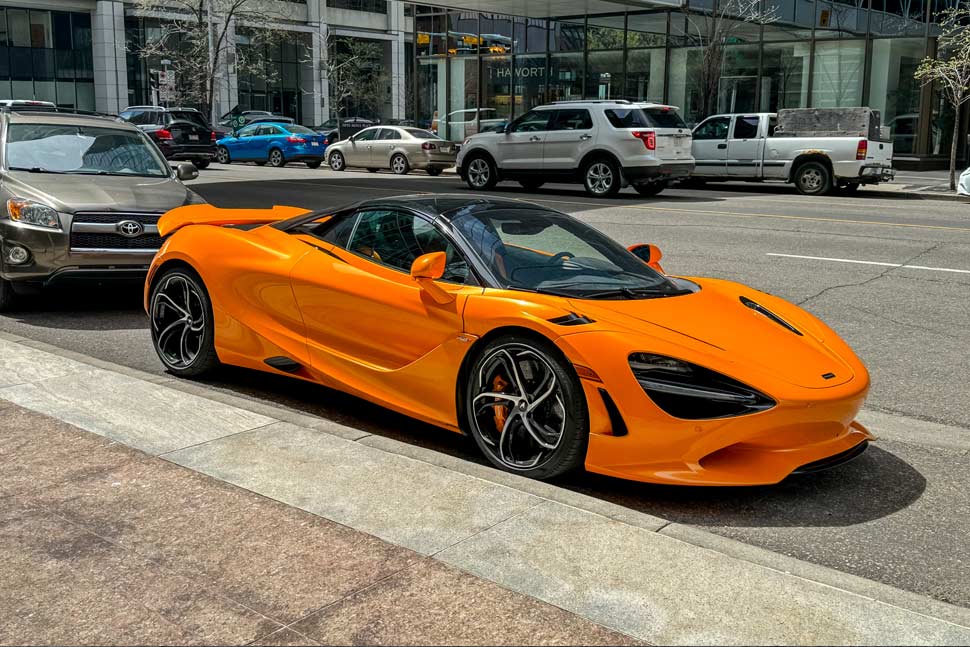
[215,122,327,168]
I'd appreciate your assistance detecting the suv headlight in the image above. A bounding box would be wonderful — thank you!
[7,199,61,230]
[629,352,774,419]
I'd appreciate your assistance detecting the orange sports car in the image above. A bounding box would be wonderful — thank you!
[145,195,872,485]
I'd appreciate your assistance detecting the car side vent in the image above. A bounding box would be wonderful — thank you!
[598,389,628,436]
[264,356,303,373]
[548,312,595,326]
[740,296,803,336]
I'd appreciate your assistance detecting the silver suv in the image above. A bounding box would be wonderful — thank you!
[456,100,695,197]
[0,107,203,311]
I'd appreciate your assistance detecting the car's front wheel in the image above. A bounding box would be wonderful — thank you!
[465,335,588,480]
[268,148,286,168]
[329,151,346,171]
[149,268,220,378]
[216,146,231,164]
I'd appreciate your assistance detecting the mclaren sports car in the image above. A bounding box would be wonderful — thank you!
[146,195,873,485]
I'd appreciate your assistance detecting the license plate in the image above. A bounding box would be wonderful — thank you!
[311,141,319,146]
[441,146,453,153]
[189,134,199,141]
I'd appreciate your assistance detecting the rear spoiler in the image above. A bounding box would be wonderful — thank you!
[158,204,311,237]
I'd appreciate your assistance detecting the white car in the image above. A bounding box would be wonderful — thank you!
[456,100,694,198]
[959,167,970,197]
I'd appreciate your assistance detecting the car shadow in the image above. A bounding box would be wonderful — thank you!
[1,285,147,332]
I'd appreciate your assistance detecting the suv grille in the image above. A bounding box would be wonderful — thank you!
[70,211,164,251]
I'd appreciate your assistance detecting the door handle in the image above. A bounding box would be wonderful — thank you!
[579,134,592,141]
[529,135,541,142]
[717,143,727,149]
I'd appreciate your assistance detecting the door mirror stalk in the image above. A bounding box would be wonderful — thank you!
[627,243,665,273]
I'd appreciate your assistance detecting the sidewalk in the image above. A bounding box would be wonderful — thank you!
[3,332,970,645]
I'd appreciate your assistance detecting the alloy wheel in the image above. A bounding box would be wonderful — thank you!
[150,273,207,370]
[586,162,614,195]
[330,152,344,171]
[470,344,567,471]
[270,150,284,167]
[467,158,490,188]
[217,147,229,164]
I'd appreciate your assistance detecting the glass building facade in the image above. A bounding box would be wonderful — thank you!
[412,0,969,164]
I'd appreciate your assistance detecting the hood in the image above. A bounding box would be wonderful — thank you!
[2,171,194,213]
[569,278,857,390]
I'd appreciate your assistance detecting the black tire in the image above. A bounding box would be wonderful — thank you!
[390,153,410,175]
[0,278,14,313]
[216,146,231,164]
[583,157,621,197]
[148,268,220,378]
[329,150,346,171]
[464,154,497,190]
[193,159,210,170]
[518,179,545,190]
[367,168,380,173]
[426,167,443,176]
[268,148,286,168]
[793,161,832,196]
[633,182,665,197]
[306,160,322,169]
[464,334,588,480]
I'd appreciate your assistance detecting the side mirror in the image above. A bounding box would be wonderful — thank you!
[503,123,513,134]
[175,163,199,181]
[410,251,453,304]
[628,243,664,273]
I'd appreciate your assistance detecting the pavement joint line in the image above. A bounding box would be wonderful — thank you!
[767,252,970,274]
[7,332,970,635]
[154,419,281,459]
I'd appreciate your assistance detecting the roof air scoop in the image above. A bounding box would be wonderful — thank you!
[740,296,803,336]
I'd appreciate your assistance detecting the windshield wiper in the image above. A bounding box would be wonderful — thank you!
[9,166,66,174]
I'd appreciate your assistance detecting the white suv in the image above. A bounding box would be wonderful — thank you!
[456,100,694,197]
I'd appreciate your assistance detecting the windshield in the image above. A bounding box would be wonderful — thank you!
[6,123,170,177]
[450,207,682,299]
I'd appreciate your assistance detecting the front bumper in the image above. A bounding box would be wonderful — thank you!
[624,162,695,184]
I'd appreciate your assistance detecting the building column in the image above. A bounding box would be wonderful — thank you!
[304,0,327,126]
[387,1,406,119]
[92,0,128,113]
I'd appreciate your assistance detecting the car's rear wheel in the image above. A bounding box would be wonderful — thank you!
[519,179,545,190]
[633,181,665,197]
[149,268,219,378]
[583,158,621,197]
[794,161,832,195]
[465,335,588,480]
[427,167,443,176]
[193,159,210,170]
[0,278,14,312]
[268,148,286,168]
[464,155,497,190]
[306,160,322,169]
[216,146,230,164]
[391,153,410,175]
[329,151,346,171]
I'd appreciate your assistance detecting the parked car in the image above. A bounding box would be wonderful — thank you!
[689,108,894,195]
[313,117,378,140]
[326,126,458,175]
[0,99,56,107]
[215,112,294,138]
[0,106,203,311]
[959,167,970,197]
[433,108,506,140]
[120,106,216,169]
[456,100,694,197]
[216,122,327,168]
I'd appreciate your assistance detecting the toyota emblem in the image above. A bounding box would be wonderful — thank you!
[116,220,144,237]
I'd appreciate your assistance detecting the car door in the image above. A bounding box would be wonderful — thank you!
[253,125,281,159]
[542,108,596,171]
[372,128,399,167]
[496,109,551,171]
[289,208,480,422]
[726,115,764,177]
[231,124,259,159]
[691,116,731,176]
[345,127,378,166]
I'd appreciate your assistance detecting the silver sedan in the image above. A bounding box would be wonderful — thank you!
[326,126,459,176]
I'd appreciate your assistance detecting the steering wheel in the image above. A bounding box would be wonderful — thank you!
[548,251,575,264]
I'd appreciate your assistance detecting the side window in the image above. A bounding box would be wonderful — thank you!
[294,212,357,248]
[265,126,283,136]
[354,128,379,142]
[768,117,778,137]
[510,110,551,133]
[550,109,593,131]
[375,128,398,140]
[238,126,257,138]
[125,110,150,125]
[346,210,470,283]
[693,117,730,140]
[732,116,760,139]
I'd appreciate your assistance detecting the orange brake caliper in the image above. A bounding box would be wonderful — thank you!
[491,375,510,432]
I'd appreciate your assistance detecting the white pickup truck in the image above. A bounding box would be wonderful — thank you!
[688,108,894,195]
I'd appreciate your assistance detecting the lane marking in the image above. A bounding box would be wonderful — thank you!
[767,252,970,275]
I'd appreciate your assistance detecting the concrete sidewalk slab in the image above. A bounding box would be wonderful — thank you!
[166,421,541,556]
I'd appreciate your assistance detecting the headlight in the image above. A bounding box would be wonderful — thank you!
[7,199,61,230]
[629,352,774,419]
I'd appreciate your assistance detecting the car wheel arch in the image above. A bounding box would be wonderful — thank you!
[789,153,833,182]
[464,148,497,169]
[579,149,623,175]
[147,258,202,302]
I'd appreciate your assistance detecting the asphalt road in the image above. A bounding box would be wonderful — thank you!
[2,165,969,608]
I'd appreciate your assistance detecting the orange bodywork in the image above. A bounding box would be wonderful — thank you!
[147,204,873,486]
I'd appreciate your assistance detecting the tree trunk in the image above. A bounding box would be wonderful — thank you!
[949,103,960,191]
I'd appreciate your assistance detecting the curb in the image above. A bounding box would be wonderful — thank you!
[2,328,970,634]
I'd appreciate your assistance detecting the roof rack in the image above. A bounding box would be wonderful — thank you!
[550,99,631,105]
[0,105,119,119]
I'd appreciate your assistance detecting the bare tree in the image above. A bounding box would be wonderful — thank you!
[127,0,300,121]
[915,5,970,190]
[684,0,778,118]
[325,35,388,120]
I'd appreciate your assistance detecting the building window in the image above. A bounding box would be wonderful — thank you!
[327,0,388,14]
[811,39,866,107]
